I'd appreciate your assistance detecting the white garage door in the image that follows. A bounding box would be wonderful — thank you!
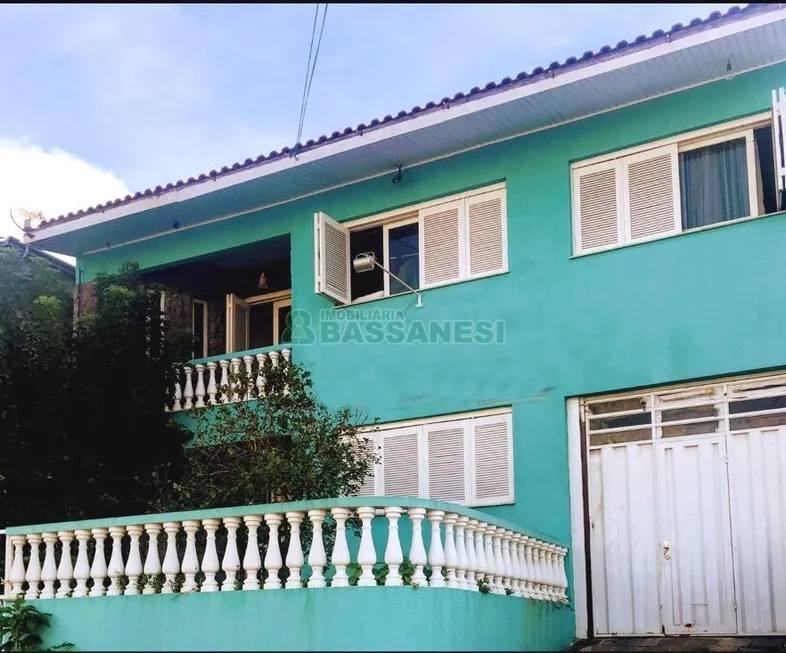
[584,373,786,636]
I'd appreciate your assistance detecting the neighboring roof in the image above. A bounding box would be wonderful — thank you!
[0,236,75,277]
[30,3,773,231]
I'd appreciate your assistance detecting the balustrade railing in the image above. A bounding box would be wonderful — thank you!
[167,347,292,412]
[3,498,568,602]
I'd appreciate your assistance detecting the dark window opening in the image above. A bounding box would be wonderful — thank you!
[350,226,383,301]
[388,222,420,295]
[249,302,274,349]
[754,125,778,216]
[278,304,292,344]
[192,300,207,359]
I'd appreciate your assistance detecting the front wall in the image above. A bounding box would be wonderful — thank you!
[76,62,786,594]
[35,589,574,652]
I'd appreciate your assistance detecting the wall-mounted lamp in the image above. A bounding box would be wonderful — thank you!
[392,164,403,185]
[725,59,734,80]
[258,271,269,290]
[352,251,423,307]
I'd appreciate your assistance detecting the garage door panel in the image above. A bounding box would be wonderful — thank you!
[589,444,661,636]
[728,427,786,634]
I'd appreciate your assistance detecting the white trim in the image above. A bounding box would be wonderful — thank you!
[567,397,589,640]
[357,406,512,433]
[30,9,786,248]
[245,289,292,305]
[382,216,419,297]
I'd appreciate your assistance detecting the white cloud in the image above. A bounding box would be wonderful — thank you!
[0,139,130,262]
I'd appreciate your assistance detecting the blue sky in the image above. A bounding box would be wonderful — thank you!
[0,3,736,239]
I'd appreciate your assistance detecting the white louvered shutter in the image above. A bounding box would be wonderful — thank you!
[420,200,463,288]
[466,189,507,278]
[425,421,469,503]
[381,427,421,497]
[622,144,680,241]
[573,161,621,254]
[354,433,379,496]
[225,293,249,353]
[314,211,351,305]
[773,87,786,209]
[472,412,513,506]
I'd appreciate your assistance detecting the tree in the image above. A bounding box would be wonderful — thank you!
[147,358,379,513]
[0,259,190,527]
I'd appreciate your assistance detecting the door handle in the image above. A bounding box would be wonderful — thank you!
[663,539,671,560]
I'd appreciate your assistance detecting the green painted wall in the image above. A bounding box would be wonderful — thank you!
[36,588,574,652]
[75,62,786,631]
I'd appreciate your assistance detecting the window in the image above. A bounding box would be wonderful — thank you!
[225,290,291,353]
[356,407,513,507]
[572,88,786,255]
[315,184,507,305]
[192,299,208,358]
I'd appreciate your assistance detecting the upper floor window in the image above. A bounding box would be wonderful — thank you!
[315,184,508,305]
[572,87,786,256]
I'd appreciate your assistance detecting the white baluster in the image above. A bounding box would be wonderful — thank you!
[492,527,504,594]
[56,531,74,598]
[172,379,183,412]
[529,538,543,600]
[537,542,549,600]
[454,516,468,590]
[40,533,58,599]
[219,360,231,404]
[221,517,242,591]
[243,355,254,401]
[306,510,327,588]
[124,525,143,595]
[281,349,292,396]
[25,533,43,600]
[443,513,459,589]
[522,536,536,599]
[106,527,125,597]
[465,519,478,591]
[255,353,267,397]
[181,520,200,592]
[356,506,377,587]
[161,522,181,594]
[242,516,262,590]
[230,358,242,402]
[201,519,220,592]
[143,524,162,594]
[206,362,218,405]
[558,546,569,602]
[263,514,283,590]
[427,510,446,588]
[268,350,280,370]
[510,534,523,597]
[88,529,107,598]
[383,507,404,587]
[474,523,487,588]
[284,512,304,589]
[330,508,351,588]
[183,366,194,410]
[483,525,496,588]
[547,544,559,601]
[501,530,513,595]
[194,364,206,408]
[408,508,427,586]
[72,530,91,598]
[9,535,26,597]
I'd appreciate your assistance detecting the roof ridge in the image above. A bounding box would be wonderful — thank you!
[34,3,773,229]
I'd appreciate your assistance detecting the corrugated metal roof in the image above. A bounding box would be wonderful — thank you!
[30,3,778,230]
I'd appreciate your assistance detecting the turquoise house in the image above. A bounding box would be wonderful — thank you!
[8,4,786,650]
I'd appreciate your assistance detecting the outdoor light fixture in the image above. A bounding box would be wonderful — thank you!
[352,252,423,308]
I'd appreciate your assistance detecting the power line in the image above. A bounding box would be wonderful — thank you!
[295,3,328,146]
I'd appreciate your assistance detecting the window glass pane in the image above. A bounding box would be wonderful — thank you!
[754,125,778,215]
[679,137,749,230]
[249,302,274,349]
[278,304,292,344]
[388,222,419,295]
[350,226,384,301]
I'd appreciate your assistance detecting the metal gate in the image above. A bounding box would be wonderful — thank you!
[584,373,786,636]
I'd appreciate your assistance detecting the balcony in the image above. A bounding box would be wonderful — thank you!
[168,345,293,411]
[3,497,573,651]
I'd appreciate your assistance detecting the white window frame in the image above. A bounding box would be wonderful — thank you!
[571,111,777,256]
[360,406,514,507]
[225,289,292,354]
[192,298,208,358]
[317,182,508,306]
